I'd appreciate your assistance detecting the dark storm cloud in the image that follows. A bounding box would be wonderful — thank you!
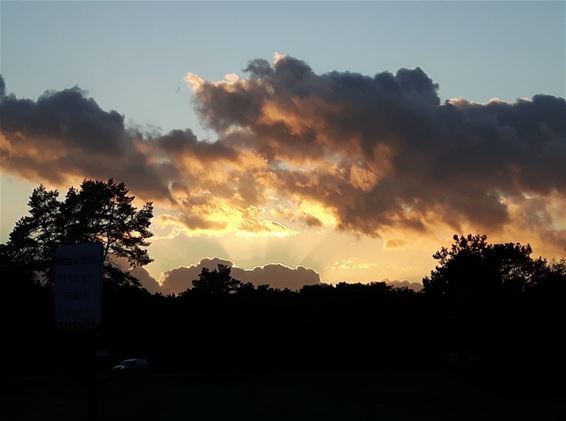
[155,129,237,161]
[1,55,565,245]
[0,77,240,206]
[0,79,168,200]
[190,56,566,242]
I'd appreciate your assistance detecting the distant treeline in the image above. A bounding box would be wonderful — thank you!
[1,235,565,374]
[0,180,564,374]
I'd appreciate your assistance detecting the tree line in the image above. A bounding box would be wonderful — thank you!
[1,180,565,374]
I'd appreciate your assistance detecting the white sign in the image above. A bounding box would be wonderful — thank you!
[54,243,104,330]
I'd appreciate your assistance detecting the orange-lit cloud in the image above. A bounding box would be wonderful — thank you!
[384,238,408,250]
[186,56,565,253]
[1,54,565,255]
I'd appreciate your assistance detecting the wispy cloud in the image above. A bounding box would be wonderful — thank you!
[330,258,378,271]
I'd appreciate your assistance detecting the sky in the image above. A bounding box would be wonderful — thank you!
[1,1,565,292]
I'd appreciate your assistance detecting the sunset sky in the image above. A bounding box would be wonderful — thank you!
[1,1,565,292]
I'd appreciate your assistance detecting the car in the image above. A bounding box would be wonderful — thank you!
[112,358,148,371]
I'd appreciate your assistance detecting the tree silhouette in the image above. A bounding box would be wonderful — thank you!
[191,264,241,295]
[423,234,537,300]
[2,186,60,272]
[1,179,153,285]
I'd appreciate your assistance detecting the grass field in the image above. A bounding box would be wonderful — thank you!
[1,370,564,420]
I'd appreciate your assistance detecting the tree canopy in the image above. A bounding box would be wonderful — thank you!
[422,234,543,300]
[191,264,241,295]
[1,179,153,285]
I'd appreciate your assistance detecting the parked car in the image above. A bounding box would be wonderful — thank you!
[113,358,148,371]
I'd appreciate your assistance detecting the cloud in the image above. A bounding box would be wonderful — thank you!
[384,238,407,249]
[0,79,171,201]
[230,262,320,291]
[128,256,419,294]
[330,258,378,271]
[0,76,284,238]
[1,55,565,252]
[188,56,566,249]
[159,257,320,294]
[129,266,162,294]
[108,256,162,293]
[382,279,423,291]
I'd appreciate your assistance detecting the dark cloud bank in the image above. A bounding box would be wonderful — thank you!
[1,56,565,249]
[191,57,565,239]
[140,258,320,294]
[130,259,420,295]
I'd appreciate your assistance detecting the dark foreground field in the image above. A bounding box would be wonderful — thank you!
[1,369,564,421]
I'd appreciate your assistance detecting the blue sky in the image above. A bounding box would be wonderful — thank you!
[1,1,564,285]
[2,1,564,136]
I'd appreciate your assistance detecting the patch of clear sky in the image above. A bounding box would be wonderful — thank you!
[1,1,564,138]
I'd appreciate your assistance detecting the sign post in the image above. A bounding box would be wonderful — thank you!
[55,243,104,330]
[55,243,104,421]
